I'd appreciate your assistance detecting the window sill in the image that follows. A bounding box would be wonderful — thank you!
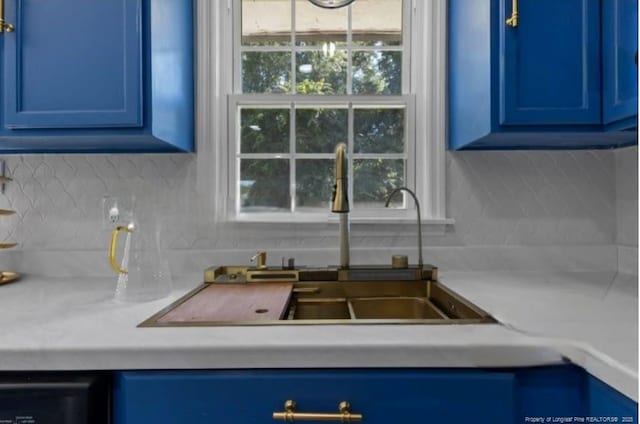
[231,213,455,226]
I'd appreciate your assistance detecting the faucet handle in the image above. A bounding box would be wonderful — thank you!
[251,250,267,269]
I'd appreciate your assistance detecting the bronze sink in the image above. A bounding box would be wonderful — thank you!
[140,265,496,327]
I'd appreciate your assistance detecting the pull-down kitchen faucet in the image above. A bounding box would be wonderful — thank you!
[331,143,349,269]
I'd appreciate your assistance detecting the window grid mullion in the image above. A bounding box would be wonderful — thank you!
[239,46,405,53]
[236,153,406,160]
[346,5,353,95]
[290,102,296,213]
[347,102,354,209]
[291,0,297,95]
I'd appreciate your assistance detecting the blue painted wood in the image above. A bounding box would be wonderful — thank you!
[3,0,142,129]
[448,0,493,151]
[587,375,638,420]
[501,0,601,125]
[113,369,515,423]
[148,0,194,153]
[515,365,587,420]
[0,0,194,153]
[448,0,638,150]
[458,129,637,150]
[602,0,638,126]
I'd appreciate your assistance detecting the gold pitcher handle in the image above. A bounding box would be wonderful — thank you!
[109,226,133,274]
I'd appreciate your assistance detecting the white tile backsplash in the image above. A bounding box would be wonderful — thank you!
[615,146,638,247]
[0,150,620,253]
[447,151,615,245]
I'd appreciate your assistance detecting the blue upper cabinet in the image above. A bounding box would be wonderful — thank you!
[449,0,638,150]
[602,0,638,128]
[3,0,142,129]
[501,0,601,126]
[0,0,193,153]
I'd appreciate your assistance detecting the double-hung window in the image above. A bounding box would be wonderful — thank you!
[200,0,447,223]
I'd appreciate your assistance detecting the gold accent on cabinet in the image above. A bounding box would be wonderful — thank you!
[506,0,519,27]
[273,400,363,422]
[0,0,14,33]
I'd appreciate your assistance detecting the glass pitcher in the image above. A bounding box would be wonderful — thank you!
[108,206,172,303]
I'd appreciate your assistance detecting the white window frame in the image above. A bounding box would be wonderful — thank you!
[196,0,450,225]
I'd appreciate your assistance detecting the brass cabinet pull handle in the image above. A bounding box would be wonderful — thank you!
[273,400,363,422]
[0,0,14,33]
[109,225,133,274]
[0,18,13,32]
[506,0,518,27]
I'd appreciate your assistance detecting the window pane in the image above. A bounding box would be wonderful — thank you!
[295,0,347,47]
[296,159,334,209]
[353,159,405,208]
[296,108,347,153]
[241,108,290,153]
[242,0,291,46]
[296,51,347,95]
[352,0,402,47]
[352,51,402,95]
[240,159,290,212]
[242,52,292,93]
[354,108,404,153]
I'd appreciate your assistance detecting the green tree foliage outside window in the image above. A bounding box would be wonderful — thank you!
[239,1,406,213]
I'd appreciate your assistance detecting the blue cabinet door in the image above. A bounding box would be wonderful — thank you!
[448,0,637,150]
[2,0,142,129]
[588,375,638,420]
[501,0,601,126]
[0,0,193,153]
[114,369,516,423]
[515,365,587,420]
[602,0,638,127]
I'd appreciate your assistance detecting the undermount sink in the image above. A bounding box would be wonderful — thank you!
[140,267,496,326]
[283,280,495,323]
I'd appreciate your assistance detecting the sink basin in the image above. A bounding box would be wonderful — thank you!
[140,277,496,326]
[349,297,446,320]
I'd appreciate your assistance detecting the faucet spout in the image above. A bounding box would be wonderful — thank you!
[331,143,349,213]
[385,187,423,269]
[331,143,350,269]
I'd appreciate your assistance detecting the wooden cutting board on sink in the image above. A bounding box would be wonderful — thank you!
[157,283,294,323]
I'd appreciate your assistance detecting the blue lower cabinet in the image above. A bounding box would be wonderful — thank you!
[113,369,516,423]
[515,365,588,421]
[588,375,638,419]
[113,366,638,423]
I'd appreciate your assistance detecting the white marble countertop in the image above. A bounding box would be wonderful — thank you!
[0,271,636,400]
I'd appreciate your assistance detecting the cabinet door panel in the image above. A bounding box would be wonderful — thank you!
[602,0,638,125]
[114,369,515,423]
[501,0,601,125]
[3,0,142,129]
[588,375,638,420]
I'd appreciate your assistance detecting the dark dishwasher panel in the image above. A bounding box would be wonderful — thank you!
[0,373,109,424]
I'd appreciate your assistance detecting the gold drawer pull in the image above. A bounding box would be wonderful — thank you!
[273,400,363,422]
